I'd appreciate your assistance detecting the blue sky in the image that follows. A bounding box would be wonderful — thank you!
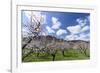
[22,10,90,41]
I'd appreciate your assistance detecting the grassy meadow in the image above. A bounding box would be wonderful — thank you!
[22,48,90,62]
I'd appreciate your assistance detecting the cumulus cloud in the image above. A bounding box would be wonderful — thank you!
[76,18,87,27]
[65,34,78,40]
[81,25,89,32]
[51,17,61,29]
[46,26,55,34]
[56,29,67,36]
[66,16,90,41]
[52,17,58,24]
[78,33,90,41]
[87,16,90,21]
[67,25,81,34]
[65,33,90,41]
[76,16,89,27]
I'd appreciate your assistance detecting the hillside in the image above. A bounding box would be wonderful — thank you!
[22,35,90,50]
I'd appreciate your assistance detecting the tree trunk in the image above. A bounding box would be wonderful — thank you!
[22,38,32,49]
[37,52,39,57]
[62,50,65,57]
[52,54,55,61]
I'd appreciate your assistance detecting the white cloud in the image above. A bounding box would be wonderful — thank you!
[78,33,90,41]
[65,34,78,40]
[76,18,87,27]
[66,16,90,41]
[76,16,89,27]
[56,29,67,36]
[87,16,90,21]
[81,25,89,32]
[52,17,58,24]
[79,33,89,38]
[46,26,55,34]
[52,22,61,29]
[67,25,81,34]
[76,18,82,23]
[76,18,83,27]
[65,33,89,41]
[51,17,61,29]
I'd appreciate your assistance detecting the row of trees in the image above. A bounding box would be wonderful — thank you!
[22,40,89,61]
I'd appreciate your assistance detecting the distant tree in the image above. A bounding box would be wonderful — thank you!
[46,45,57,61]
[79,42,90,57]
[58,42,70,57]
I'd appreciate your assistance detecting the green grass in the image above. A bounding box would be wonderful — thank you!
[22,48,90,62]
